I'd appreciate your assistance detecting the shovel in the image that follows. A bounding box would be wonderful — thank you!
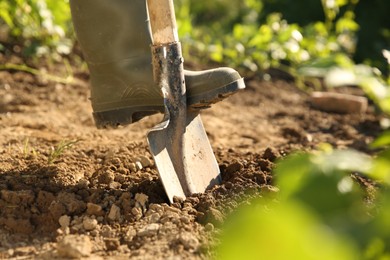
[146,0,221,202]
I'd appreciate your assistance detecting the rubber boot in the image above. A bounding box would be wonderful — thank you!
[70,0,245,128]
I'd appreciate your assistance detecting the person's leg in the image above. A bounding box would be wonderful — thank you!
[70,0,245,128]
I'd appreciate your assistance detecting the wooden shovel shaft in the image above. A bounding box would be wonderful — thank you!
[147,0,179,44]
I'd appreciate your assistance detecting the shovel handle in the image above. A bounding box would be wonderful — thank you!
[147,0,179,44]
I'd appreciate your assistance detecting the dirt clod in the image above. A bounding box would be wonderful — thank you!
[57,235,93,258]
[178,232,200,251]
[137,223,160,237]
[108,204,121,221]
[83,217,98,231]
[59,215,71,229]
[86,202,104,216]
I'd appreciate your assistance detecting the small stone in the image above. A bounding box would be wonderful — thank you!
[105,238,120,251]
[135,161,143,170]
[58,215,71,229]
[205,223,214,231]
[101,225,113,238]
[129,163,137,173]
[83,217,98,231]
[180,216,191,225]
[125,227,137,241]
[108,204,121,221]
[86,203,104,216]
[149,203,163,212]
[135,193,148,208]
[131,207,142,217]
[137,223,160,237]
[56,228,63,236]
[178,232,199,250]
[109,181,121,189]
[148,213,161,223]
[173,196,184,204]
[163,205,181,214]
[207,207,224,225]
[160,216,170,224]
[137,155,152,168]
[57,235,92,258]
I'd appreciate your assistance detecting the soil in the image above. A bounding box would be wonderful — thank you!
[0,53,383,259]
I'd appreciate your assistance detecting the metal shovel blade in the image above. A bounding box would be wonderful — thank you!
[148,111,221,202]
[147,43,221,202]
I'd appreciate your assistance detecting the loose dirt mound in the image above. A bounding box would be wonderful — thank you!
[0,57,382,258]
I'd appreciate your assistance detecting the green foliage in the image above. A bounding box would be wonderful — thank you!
[218,199,358,260]
[177,0,360,73]
[218,147,390,259]
[0,0,73,58]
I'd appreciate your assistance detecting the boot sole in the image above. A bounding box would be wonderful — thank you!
[93,77,245,128]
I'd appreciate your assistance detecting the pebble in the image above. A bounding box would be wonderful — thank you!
[58,215,71,229]
[137,155,152,168]
[131,207,143,219]
[104,238,120,251]
[178,232,199,250]
[163,205,181,214]
[137,223,160,237]
[125,227,137,241]
[101,225,113,238]
[148,212,161,223]
[83,217,98,231]
[135,161,143,170]
[109,181,121,189]
[135,193,148,208]
[57,235,92,258]
[108,204,121,221]
[149,203,163,212]
[205,223,214,232]
[180,216,191,225]
[208,207,224,225]
[129,163,137,173]
[86,202,104,216]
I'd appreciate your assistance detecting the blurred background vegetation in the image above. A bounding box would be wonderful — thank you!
[0,0,389,75]
[1,0,390,258]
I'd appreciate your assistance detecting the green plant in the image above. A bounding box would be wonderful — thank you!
[177,0,360,74]
[18,138,38,158]
[0,0,73,58]
[0,62,74,84]
[47,139,80,164]
[218,145,390,259]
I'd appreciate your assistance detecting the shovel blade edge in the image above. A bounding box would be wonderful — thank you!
[147,113,221,203]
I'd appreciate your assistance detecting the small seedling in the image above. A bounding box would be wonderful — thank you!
[18,138,38,159]
[47,139,81,164]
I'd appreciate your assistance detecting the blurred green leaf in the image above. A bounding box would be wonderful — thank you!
[369,149,390,185]
[371,131,390,148]
[218,199,358,260]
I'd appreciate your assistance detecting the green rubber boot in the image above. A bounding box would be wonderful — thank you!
[70,0,245,128]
